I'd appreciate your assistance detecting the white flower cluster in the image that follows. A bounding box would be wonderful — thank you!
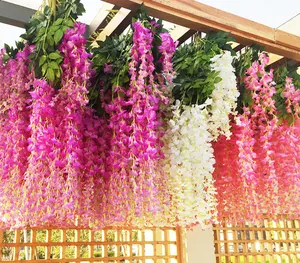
[162,51,239,227]
[209,51,239,140]
[163,100,217,227]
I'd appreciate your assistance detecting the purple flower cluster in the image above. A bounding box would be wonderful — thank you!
[158,32,178,84]
[0,21,177,229]
[0,45,34,226]
[102,22,171,224]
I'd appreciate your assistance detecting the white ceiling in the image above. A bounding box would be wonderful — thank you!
[2,0,104,24]
[196,0,300,29]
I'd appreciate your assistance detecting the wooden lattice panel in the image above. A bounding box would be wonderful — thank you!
[0,227,181,263]
[213,219,300,263]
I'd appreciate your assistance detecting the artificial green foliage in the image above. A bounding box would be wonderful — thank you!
[87,7,170,114]
[173,32,234,106]
[233,44,264,113]
[4,0,84,86]
[233,44,263,83]
[205,31,236,55]
[273,64,300,124]
[2,42,25,64]
[90,33,132,91]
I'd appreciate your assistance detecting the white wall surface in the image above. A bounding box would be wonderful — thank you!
[185,225,216,263]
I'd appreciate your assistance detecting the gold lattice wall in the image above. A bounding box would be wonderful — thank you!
[0,227,182,263]
[213,218,300,263]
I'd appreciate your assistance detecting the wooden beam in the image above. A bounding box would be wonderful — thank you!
[268,53,283,65]
[178,30,196,44]
[104,0,300,61]
[110,7,135,36]
[170,27,196,44]
[0,1,35,28]
[93,7,131,43]
[87,2,116,36]
[267,57,287,70]
[267,57,300,71]
[233,44,245,52]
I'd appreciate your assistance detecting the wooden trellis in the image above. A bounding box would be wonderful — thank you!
[2,0,300,68]
[0,227,182,263]
[213,218,300,263]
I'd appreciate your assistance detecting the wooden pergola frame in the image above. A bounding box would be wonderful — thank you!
[102,0,300,64]
[1,0,300,67]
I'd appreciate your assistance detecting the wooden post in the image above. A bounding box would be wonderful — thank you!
[13,230,20,261]
[30,229,36,260]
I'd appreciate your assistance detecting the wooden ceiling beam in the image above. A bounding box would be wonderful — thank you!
[170,27,196,45]
[177,29,196,44]
[92,7,131,44]
[110,7,135,36]
[104,0,300,61]
[233,44,245,52]
[267,57,300,71]
[87,2,116,36]
[267,57,287,70]
[0,1,35,28]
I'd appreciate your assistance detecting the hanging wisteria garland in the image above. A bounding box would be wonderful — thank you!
[163,47,239,227]
[0,0,300,230]
[213,53,300,224]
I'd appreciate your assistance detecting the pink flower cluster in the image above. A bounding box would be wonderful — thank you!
[0,23,107,228]
[0,45,34,227]
[102,22,174,226]
[158,32,178,84]
[213,54,300,224]
[284,77,300,117]
[0,22,178,229]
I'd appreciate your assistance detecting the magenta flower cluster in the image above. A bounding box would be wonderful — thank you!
[0,22,178,229]
[102,22,176,226]
[1,19,299,229]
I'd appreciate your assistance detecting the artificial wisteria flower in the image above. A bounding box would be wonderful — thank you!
[104,63,113,74]
[127,21,169,221]
[100,21,171,227]
[23,79,62,226]
[213,53,300,224]
[209,51,239,140]
[283,77,300,117]
[163,100,217,228]
[158,32,178,85]
[0,46,34,227]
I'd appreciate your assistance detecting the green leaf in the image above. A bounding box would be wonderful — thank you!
[46,68,55,82]
[42,63,48,76]
[54,30,64,44]
[53,18,64,26]
[64,19,74,27]
[29,18,40,27]
[27,26,36,36]
[49,52,61,60]
[4,44,10,52]
[49,25,60,33]
[214,76,222,83]
[49,61,59,70]
[55,69,61,78]
[32,35,41,43]
[61,26,68,32]
[39,55,47,66]
[44,6,51,16]
[47,34,55,47]
[20,33,28,40]
[37,27,46,38]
